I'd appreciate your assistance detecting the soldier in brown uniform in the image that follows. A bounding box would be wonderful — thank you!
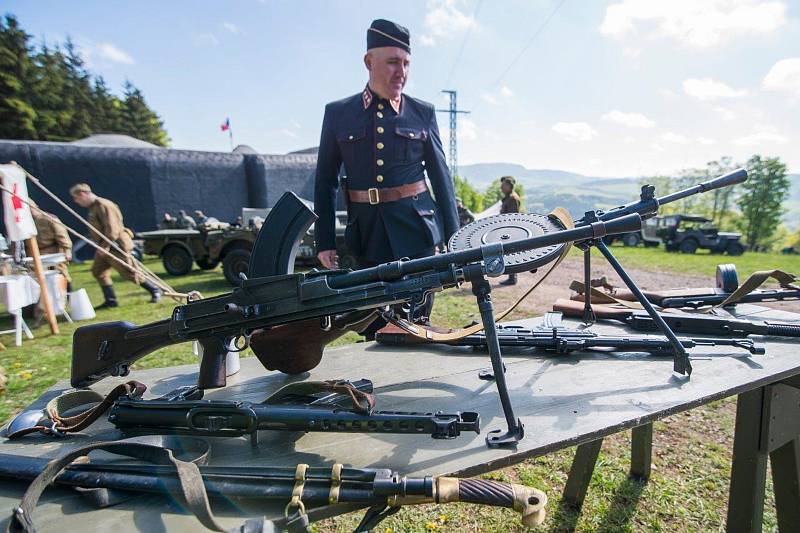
[69,183,161,308]
[499,175,522,286]
[29,201,73,288]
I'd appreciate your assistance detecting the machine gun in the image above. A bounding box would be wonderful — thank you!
[554,298,800,337]
[72,192,640,447]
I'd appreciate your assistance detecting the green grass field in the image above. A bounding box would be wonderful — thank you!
[0,247,796,531]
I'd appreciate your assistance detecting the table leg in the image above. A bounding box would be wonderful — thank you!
[727,388,767,533]
[630,423,653,481]
[562,438,603,512]
[13,310,21,347]
[771,437,800,532]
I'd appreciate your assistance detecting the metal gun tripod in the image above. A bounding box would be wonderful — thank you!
[577,210,692,376]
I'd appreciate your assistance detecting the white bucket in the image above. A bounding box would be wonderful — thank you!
[193,340,241,377]
[68,289,96,321]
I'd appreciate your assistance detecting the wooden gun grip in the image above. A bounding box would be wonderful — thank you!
[197,336,228,389]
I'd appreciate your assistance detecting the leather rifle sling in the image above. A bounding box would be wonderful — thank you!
[710,269,800,313]
[568,280,645,310]
[386,207,575,342]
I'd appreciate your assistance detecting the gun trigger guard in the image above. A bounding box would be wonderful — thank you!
[320,316,332,332]
[480,242,505,278]
[230,333,251,353]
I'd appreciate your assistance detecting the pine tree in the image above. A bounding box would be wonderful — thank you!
[63,37,94,139]
[736,155,790,251]
[91,76,124,133]
[0,15,37,139]
[29,42,74,140]
[121,80,169,146]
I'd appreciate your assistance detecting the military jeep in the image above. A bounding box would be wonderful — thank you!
[137,211,353,285]
[657,214,745,256]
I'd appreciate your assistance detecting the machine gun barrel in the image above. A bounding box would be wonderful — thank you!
[108,398,481,441]
[589,168,748,224]
[329,212,642,289]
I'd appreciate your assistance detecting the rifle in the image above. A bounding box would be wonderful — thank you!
[555,298,800,337]
[375,313,765,356]
[1,440,548,531]
[570,286,800,309]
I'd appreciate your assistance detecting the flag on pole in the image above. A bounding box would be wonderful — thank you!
[0,164,37,241]
[220,118,231,132]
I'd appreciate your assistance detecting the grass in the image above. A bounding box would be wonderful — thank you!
[0,248,792,531]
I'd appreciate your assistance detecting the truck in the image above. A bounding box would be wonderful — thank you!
[657,214,745,255]
[137,210,354,284]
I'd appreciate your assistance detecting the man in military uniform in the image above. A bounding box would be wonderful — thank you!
[314,19,459,323]
[69,183,161,308]
[499,175,522,286]
[29,201,73,289]
[176,210,197,229]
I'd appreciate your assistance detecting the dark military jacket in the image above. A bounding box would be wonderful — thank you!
[500,192,521,215]
[314,86,459,262]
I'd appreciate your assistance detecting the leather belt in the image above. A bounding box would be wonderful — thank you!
[348,180,428,205]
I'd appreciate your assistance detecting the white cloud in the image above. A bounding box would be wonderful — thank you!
[733,130,789,146]
[418,34,436,47]
[500,85,513,98]
[602,110,655,128]
[682,77,748,101]
[77,41,135,66]
[714,106,737,121]
[289,119,301,129]
[223,22,241,34]
[552,122,597,142]
[622,136,636,144]
[696,137,717,145]
[658,88,679,100]
[459,118,478,141]
[481,92,499,105]
[661,132,690,144]
[600,0,787,49]
[424,0,478,40]
[280,129,298,139]
[193,33,219,47]
[96,43,134,64]
[762,57,800,96]
[623,47,641,58]
[650,143,666,152]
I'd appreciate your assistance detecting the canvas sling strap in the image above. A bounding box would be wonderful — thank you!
[710,269,800,312]
[4,381,147,439]
[384,208,575,342]
[5,380,373,440]
[6,438,311,533]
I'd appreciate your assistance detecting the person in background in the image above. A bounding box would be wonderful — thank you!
[29,200,73,290]
[69,183,161,308]
[456,197,476,227]
[159,212,176,229]
[176,209,197,229]
[231,216,244,228]
[499,175,522,286]
[194,210,208,225]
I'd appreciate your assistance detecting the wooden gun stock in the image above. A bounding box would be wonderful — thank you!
[553,298,634,322]
[570,286,721,306]
[71,320,175,388]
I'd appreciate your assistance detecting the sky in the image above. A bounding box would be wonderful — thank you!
[6,0,800,178]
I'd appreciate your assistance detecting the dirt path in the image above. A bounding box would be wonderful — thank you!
[447,255,800,317]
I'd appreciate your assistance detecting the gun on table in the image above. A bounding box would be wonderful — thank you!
[72,194,641,390]
[555,298,800,338]
[570,285,800,309]
[1,442,548,531]
[375,313,765,356]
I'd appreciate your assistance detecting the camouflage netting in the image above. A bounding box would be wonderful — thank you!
[0,138,322,236]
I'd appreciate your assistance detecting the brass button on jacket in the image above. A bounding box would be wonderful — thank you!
[377,103,385,110]
[376,159,384,166]
[377,126,384,134]
[377,142,384,149]
[377,111,384,119]
[376,175,384,182]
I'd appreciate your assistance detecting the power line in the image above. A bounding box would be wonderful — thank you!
[443,0,484,89]
[472,0,567,113]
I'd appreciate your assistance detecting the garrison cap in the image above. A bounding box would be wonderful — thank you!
[500,176,516,186]
[69,183,92,195]
[367,19,410,53]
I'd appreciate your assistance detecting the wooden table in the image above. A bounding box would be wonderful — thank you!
[0,303,798,532]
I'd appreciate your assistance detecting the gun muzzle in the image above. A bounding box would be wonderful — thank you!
[700,168,748,191]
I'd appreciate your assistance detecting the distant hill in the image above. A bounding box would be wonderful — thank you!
[459,163,800,229]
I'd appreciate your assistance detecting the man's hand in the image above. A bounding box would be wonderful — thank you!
[317,250,338,270]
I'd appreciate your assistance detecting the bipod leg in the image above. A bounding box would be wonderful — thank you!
[582,246,595,325]
[594,240,692,375]
[472,278,524,447]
